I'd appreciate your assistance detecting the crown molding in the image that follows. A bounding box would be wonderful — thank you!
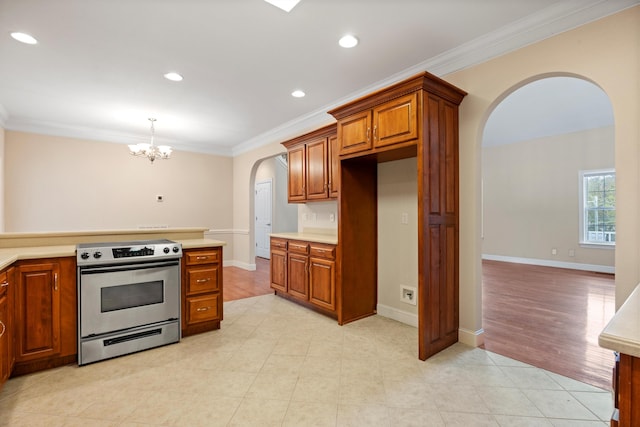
[232,0,639,157]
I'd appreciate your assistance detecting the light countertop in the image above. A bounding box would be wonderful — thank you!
[599,283,640,358]
[0,238,226,270]
[270,232,338,245]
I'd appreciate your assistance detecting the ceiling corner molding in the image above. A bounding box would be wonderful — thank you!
[230,0,638,157]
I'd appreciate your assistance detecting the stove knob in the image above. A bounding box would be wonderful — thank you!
[163,247,170,254]
[80,252,90,260]
[93,251,102,259]
[172,246,179,253]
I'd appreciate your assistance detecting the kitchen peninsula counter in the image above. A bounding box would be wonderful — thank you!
[600,283,640,358]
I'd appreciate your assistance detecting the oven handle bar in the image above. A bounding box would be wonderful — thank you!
[79,260,180,275]
[103,328,162,346]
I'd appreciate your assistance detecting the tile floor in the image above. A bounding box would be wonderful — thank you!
[0,294,613,426]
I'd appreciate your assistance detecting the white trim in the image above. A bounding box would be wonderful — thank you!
[223,260,256,271]
[459,328,485,348]
[376,304,418,328]
[482,254,615,274]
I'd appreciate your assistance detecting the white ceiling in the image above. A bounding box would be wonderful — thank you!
[0,0,636,157]
[483,77,615,146]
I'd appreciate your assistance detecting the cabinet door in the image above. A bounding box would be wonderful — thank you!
[288,253,309,300]
[338,110,372,155]
[15,262,61,362]
[270,249,287,292]
[287,145,306,202]
[0,293,9,384]
[305,137,329,200]
[328,135,339,198]
[309,258,336,311]
[373,92,419,148]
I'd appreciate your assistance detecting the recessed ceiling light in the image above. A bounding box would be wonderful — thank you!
[164,72,183,82]
[339,34,359,48]
[10,32,38,45]
[264,0,301,12]
[291,90,305,98]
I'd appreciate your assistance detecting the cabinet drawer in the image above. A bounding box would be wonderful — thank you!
[186,294,220,324]
[271,238,288,250]
[186,250,219,266]
[288,241,309,255]
[310,244,336,260]
[186,266,219,295]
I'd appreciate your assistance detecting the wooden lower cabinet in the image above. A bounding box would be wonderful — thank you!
[182,247,223,337]
[270,237,336,316]
[13,257,76,375]
[0,267,14,388]
[611,352,640,426]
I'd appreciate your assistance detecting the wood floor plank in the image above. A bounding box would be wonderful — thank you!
[223,257,272,302]
[481,260,615,390]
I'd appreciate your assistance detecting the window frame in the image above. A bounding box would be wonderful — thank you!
[579,168,616,248]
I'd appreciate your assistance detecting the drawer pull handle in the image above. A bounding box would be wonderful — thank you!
[196,278,211,283]
[196,306,211,312]
[0,281,8,288]
[196,256,209,260]
[54,273,58,291]
[0,320,5,338]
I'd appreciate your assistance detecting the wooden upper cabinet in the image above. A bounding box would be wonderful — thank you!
[337,110,372,155]
[305,137,329,200]
[287,145,306,202]
[283,124,337,203]
[328,135,339,198]
[373,93,419,148]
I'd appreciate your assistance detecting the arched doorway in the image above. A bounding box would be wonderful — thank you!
[480,75,616,388]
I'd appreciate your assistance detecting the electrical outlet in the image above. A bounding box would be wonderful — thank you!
[568,248,575,257]
[551,248,557,255]
[401,212,409,225]
[329,213,335,222]
[400,285,417,305]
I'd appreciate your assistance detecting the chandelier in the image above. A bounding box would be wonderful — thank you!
[128,118,172,163]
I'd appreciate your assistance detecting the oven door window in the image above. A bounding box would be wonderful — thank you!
[101,280,164,313]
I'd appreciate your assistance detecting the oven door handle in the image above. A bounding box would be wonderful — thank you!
[79,260,180,275]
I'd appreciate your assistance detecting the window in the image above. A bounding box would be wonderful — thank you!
[580,169,615,245]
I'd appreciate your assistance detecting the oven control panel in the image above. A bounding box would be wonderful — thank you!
[76,239,183,265]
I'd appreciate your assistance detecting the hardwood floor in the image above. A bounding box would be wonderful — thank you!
[223,257,616,389]
[481,260,616,390]
[223,257,272,302]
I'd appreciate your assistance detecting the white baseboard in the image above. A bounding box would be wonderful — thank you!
[459,328,485,347]
[376,304,418,328]
[223,260,256,271]
[482,254,615,274]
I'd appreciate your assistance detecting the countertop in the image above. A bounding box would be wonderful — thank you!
[599,283,640,358]
[0,238,226,270]
[270,232,338,245]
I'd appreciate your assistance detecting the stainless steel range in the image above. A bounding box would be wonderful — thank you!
[76,239,182,365]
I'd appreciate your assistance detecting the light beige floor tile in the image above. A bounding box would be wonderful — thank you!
[337,403,390,427]
[493,415,554,426]
[383,379,434,409]
[221,350,270,373]
[272,336,311,356]
[386,406,445,426]
[546,372,610,392]
[439,411,499,426]
[548,420,609,426]
[569,391,613,421]
[122,391,190,425]
[173,395,243,426]
[339,376,386,405]
[486,351,534,368]
[283,401,339,427]
[476,386,544,417]
[430,384,491,414]
[245,371,298,400]
[340,356,380,380]
[260,354,306,376]
[378,358,426,381]
[308,338,344,358]
[301,355,342,378]
[196,370,257,397]
[291,375,340,404]
[500,366,564,390]
[523,389,599,420]
[228,397,289,426]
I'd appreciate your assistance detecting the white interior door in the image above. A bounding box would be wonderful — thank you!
[255,179,272,259]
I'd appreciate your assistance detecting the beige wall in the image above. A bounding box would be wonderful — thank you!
[255,156,297,234]
[446,5,640,335]
[0,127,4,231]
[483,127,615,267]
[5,131,233,232]
[378,158,418,320]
